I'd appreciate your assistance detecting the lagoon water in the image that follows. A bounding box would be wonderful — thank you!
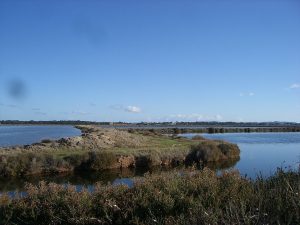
[181,132,300,177]
[0,125,81,147]
[0,131,300,193]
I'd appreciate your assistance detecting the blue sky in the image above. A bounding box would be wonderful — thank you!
[0,0,299,122]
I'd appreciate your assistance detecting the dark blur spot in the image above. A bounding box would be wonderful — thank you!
[7,79,27,100]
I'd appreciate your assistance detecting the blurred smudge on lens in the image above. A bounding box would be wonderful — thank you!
[7,79,27,100]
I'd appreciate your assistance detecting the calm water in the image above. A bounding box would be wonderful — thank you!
[0,168,143,194]
[181,132,300,177]
[0,125,81,147]
[1,132,300,193]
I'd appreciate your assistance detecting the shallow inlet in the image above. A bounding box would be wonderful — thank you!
[0,125,81,147]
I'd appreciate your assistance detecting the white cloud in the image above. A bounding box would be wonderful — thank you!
[110,104,142,113]
[170,113,203,121]
[125,106,141,113]
[239,92,255,97]
[215,114,223,120]
[290,83,300,89]
[236,117,244,122]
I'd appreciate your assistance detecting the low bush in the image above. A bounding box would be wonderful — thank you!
[85,151,118,170]
[186,140,240,165]
[134,152,162,168]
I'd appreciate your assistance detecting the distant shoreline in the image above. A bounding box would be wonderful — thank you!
[1,121,300,133]
[121,126,300,134]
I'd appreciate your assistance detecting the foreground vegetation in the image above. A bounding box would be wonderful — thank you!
[0,168,299,225]
[0,126,240,177]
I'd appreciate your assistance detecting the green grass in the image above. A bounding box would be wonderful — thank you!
[0,168,299,225]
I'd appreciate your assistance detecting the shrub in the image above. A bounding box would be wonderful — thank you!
[218,142,240,158]
[63,153,89,168]
[135,153,161,168]
[86,151,117,170]
[186,141,240,165]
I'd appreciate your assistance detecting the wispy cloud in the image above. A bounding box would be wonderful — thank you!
[167,113,223,122]
[110,104,142,113]
[215,114,223,120]
[240,92,255,97]
[125,106,141,113]
[290,83,300,89]
[32,108,41,111]
[236,117,244,122]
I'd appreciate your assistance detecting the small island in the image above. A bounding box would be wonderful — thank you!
[0,126,240,177]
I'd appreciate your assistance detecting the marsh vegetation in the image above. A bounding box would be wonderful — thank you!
[0,168,299,225]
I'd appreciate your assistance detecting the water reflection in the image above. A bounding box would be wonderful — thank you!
[204,157,240,170]
[0,157,241,193]
[181,132,300,178]
[0,168,138,192]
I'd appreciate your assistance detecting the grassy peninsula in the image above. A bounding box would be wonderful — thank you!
[0,126,240,177]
